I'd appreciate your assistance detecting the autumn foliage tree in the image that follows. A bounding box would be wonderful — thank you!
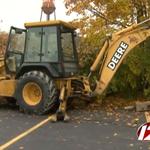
[0,32,8,55]
[64,0,150,98]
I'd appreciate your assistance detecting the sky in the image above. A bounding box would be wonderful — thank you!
[0,0,76,31]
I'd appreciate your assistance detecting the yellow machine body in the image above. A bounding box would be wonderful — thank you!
[0,19,149,119]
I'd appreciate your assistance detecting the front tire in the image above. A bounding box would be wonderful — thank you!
[15,71,59,115]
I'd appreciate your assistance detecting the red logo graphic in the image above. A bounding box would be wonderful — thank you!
[137,123,150,140]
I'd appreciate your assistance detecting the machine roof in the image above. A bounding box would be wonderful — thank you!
[24,20,76,30]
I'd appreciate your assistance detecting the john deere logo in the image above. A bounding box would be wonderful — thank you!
[107,41,128,70]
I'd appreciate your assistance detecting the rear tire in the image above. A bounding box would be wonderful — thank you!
[15,71,59,115]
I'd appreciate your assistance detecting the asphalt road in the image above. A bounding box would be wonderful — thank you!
[0,103,149,150]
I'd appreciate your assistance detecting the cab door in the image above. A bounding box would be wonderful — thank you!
[61,29,79,77]
[5,27,26,74]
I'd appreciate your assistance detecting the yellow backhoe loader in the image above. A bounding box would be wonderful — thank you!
[0,18,149,121]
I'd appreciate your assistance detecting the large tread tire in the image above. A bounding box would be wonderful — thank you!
[15,71,59,115]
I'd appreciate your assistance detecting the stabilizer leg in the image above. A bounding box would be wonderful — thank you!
[50,86,70,122]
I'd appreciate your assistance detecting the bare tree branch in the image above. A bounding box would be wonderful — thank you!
[87,6,127,28]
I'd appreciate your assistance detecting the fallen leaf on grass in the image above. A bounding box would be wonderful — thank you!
[129,143,134,147]
[19,146,24,150]
[113,133,118,136]
[127,123,132,126]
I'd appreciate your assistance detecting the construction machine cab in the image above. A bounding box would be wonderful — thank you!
[1,17,150,119]
[5,20,78,78]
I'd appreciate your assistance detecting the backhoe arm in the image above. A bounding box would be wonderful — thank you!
[90,18,150,95]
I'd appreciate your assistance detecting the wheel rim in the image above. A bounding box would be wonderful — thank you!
[23,82,42,106]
